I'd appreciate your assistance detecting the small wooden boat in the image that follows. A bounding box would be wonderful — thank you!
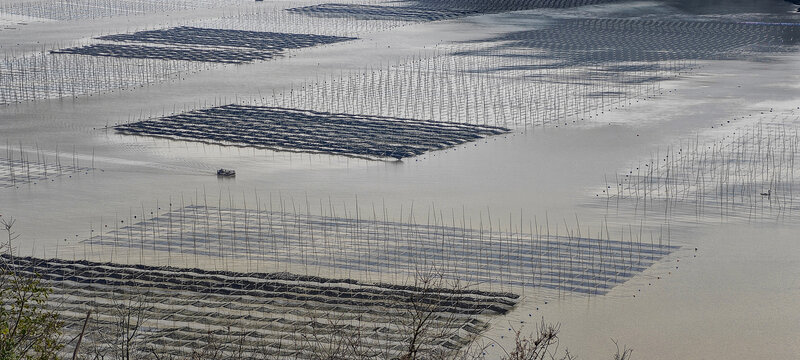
[217,168,236,177]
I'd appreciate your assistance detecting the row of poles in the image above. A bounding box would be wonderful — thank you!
[227,45,695,130]
[0,0,413,105]
[0,0,237,21]
[1,141,91,188]
[0,48,213,105]
[32,192,679,297]
[599,109,800,223]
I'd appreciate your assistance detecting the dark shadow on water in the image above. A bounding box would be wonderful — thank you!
[660,0,797,14]
[287,0,621,22]
[289,0,798,22]
[52,27,356,64]
[455,16,800,83]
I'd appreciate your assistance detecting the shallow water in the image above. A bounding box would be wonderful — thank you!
[1,1,799,358]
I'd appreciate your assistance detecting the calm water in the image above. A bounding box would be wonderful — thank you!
[1,1,799,358]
